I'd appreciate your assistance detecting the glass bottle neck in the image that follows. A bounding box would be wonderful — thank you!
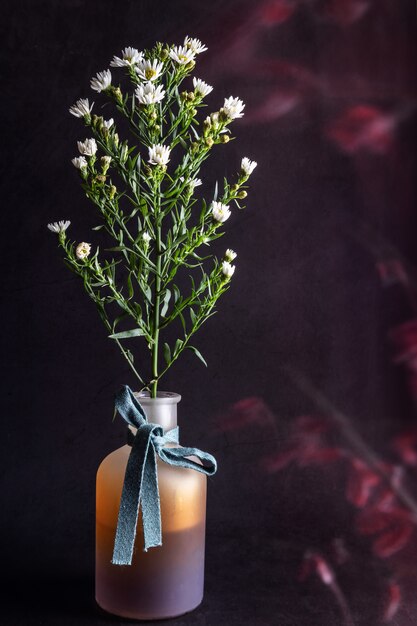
[134,391,181,431]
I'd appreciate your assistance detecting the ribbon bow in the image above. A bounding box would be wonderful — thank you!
[112,385,217,566]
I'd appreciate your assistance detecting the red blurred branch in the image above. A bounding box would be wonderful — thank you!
[285,367,417,520]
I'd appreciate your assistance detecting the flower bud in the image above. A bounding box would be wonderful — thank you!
[92,114,103,130]
[112,86,123,104]
[205,137,214,148]
[120,145,128,163]
[219,108,230,122]
[101,156,111,174]
[75,242,91,260]
[220,134,230,143]
[237,190,247,199]
[109,185,117,199]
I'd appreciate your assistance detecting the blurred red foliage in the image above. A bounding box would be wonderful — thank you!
[317,0,371,25]
[326,105,395,155]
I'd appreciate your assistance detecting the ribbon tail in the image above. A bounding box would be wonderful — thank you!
[112,424,155,565]
[141,442,162,551]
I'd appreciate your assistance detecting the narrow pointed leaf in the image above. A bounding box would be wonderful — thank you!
[187,345,208,367]
[109,328,145,339]
[163,342,171,365]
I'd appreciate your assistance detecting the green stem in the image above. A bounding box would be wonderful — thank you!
[151,183,162,397]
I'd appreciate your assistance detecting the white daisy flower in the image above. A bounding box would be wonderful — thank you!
[136,59,164,82]
[193,77,213,97]
[135,82,165,105]
[75,242,91,260]
[148,143,171,166]
[69,98,94,118]
[47,220,71,234]
[110,47,143,67]
[211,201,231,223]
[184,36,208,54]
[71,156,88,169]
[223,96,245,120]
[169,45,195,65]
[77,138,97,156]
[241,157,257,176]
[221,261,235,278]
[103,118,114,130]
[180,176,203,189]
[225,249,237,261]
[142,231,151,243]
[90,69,112,93]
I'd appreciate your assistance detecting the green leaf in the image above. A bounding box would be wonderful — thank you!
[187,345,208,367]
[163,342,171,365]
[127,273,134,299]
[109,328,145,339]
[142,284,152,304]
[174,338,184,355]
[161,289,172,317]
[189,307,197,325]
[173,284,181,303]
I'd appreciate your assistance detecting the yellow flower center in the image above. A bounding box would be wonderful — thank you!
[146,69,156,80]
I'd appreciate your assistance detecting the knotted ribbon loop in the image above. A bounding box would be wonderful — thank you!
[111,385,217,566]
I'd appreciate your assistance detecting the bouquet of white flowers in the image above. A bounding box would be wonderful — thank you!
[48,37,257,397]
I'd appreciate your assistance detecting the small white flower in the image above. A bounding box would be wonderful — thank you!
[69,98,94,118]
[211,201,231,223]
[75,242,91,260]
[180,176,202,189]
[77,138,97,156]
[136,59,164,82]
[169,45,195,65]
[135,82,165,105]
[241,157,257,176]
[193,77,213,98]
[47,220,71,234]
[103,118,114,130]
[223,96,245,120]
[221,260,235,278]
[142,231,151,243]
[184,36,208,54]
[225,249,237,261]
[90,69,112,93]
[71,156,88,169]
[148,143,171,166]
[110,47,143,67]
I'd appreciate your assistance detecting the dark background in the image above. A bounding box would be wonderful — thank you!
[1,1,417,624]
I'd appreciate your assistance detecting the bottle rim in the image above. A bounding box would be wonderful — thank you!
[134,391,181,405]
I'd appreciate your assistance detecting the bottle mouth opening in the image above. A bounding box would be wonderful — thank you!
[134,391,181,404]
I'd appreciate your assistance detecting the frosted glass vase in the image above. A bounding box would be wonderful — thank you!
[95,391,207,620]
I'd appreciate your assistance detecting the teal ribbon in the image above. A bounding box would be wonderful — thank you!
[111,385,217,566]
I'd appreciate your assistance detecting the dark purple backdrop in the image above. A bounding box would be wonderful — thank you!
[2,1,417,625]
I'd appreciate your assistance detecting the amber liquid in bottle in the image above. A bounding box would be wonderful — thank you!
[95,392,207,620]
